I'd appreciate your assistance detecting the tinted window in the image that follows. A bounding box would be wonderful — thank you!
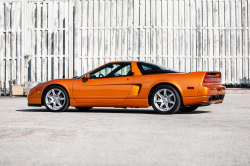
[137,62,179,75]
[90,63,132,79]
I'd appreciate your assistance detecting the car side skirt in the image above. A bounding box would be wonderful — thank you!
[70,99,149,107]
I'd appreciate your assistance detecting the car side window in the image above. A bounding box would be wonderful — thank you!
[90,63,132,79]
[142,65,153,71]
[113,64,132,77]
[137,62,179,75]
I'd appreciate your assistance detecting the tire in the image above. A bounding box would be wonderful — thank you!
[43,85,69,112]
[151,85,181,114]
[75,107,93,111]
[179,106,199,112]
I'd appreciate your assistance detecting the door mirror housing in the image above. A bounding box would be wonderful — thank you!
[82,73,90,83]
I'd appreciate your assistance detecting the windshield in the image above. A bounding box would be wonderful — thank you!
[76,72,88,79]
[137,62,179,75]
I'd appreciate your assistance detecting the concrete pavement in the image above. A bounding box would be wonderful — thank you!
[0,94,250,166]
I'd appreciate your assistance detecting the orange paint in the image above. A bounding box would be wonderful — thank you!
[28,61,226,108]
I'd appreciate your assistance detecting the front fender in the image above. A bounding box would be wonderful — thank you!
[39,79,77,99]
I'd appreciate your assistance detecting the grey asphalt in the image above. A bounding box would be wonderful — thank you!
[0,94,250,166]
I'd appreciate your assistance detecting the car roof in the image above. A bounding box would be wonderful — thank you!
[109,61,134,63]
[109,61,144,63]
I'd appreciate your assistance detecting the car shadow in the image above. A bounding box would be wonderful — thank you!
[16,107,211,115]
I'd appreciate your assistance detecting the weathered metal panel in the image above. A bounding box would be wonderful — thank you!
[127,0,133,62]
[59,1,64,79]
[81,0,87,75]
[191,0,196,72]
[236,0,241,84]
[225,0,230,84]
[53,1,58,79]
[11,2,16,81]
[0,0,250,86]
[207,0,213,72]
[68,0,73,78]
[30,2,36,82]
[47,0,53,81]
[36,1,41,82]
[5,2,11,87]
[16,2,21,85]
[184,0,190,73]
[42,1,47,82]
[230,0,236,84]
[74,0,80,77]
[0,2,4,88]
[64,0,69,78]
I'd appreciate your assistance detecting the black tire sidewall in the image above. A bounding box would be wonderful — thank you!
[151,85,181,114]
[44,85,69,112]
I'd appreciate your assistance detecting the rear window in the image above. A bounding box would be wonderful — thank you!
[137,62,179,75]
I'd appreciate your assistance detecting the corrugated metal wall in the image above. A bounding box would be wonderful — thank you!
[0,0,250,88]
[0,0,74,88]
[75,0,250,85]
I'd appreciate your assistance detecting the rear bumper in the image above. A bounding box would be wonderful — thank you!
[183,84,226,106]
[198,84,226,96]
[183,95,225,106]
[208,94,225,101]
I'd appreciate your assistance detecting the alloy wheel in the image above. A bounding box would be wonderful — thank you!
[153,88,176,112]
[45,88,66,111]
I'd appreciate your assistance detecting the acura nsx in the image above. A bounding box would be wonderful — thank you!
[28,61,225,114]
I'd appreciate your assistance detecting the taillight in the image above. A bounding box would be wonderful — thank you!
[203,72,221,83]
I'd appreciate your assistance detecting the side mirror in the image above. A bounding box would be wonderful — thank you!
[82,73,90,83]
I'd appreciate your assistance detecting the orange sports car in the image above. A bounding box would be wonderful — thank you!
[28,61,226,114]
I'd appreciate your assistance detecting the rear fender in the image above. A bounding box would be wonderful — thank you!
[149,72,206,98]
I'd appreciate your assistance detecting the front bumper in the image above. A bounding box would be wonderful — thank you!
[28,97,42,105]
[27,86,42,106]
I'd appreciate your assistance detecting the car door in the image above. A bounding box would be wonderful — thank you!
[72,62,133,103]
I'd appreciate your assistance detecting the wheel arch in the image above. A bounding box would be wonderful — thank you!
[148,82,184,107]
[41,84,70,105]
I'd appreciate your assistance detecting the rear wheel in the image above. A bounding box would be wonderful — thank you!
[151,85,181,114]
[75,107,93,111]
[44,86,69,112]
[179,106,199,112]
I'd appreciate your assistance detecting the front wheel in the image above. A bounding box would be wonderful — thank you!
[151,85,181,114]
[179,106,199,112]
[44,86,69,112]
